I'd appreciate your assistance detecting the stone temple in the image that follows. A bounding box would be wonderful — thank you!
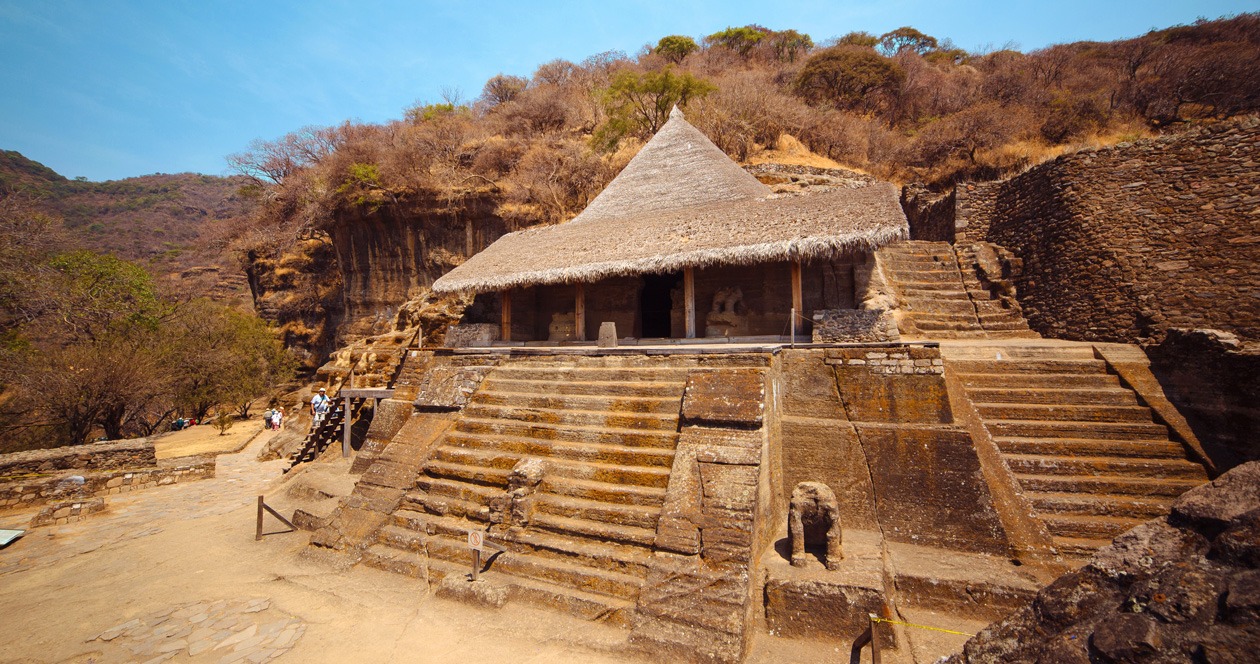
[295,110,1256,662]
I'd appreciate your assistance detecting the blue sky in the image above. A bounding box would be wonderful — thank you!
[1,0,1257,182]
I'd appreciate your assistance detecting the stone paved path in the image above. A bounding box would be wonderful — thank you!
[0,431,635,664]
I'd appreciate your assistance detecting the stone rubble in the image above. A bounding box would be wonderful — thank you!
[90,597,306,664]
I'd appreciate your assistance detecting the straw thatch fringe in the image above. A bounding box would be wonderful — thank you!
[431,108,910,296]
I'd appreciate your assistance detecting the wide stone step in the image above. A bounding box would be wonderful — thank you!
[974,402,1154,423]
[1052,536,1114,559]
[1003,453,1207,479]
[536,493,661,531]
[442,431,676,468]
[994,436,1188,459]
[944,345,1099,361]
[424,459,510,488]
[376,524,428,553]
[461,403,679,432]
[968,386,1138,406]
[429,556,637,627]
[543,474,667,508]
[1027,492,1176,520]
[414,476,501,507]
[429,446,672,488]
[986,419,1170,441]
[480,377,685,399]
[454,417,678,449]
[1013,473,1205,497]
[532,510,659,548]
[472,390,683,415]
[421,512,653,578]
[958,372,1121,389]
[907,320,985,332]
[903,308,978,320]
[489,365,692,383]
[426,533,644,600]
[949,359,1108,374]
[896,280,970,291]
[1041,513,1145,540]
[361,543,427,578]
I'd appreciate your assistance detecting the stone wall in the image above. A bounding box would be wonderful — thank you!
[901,184,957,242]
[0,439,157,477]
[1,456,215,512]
[957,118,1260,344]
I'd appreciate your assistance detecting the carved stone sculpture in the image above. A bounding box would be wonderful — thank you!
[548,312,576,342]
[789,481,843,570]
[705,287,746,337]
[489,458,546,528]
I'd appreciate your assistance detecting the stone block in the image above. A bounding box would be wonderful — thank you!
[681,370,764,429]
[765,578,886,640]
[443,323,498,348]
[598,322,617,347]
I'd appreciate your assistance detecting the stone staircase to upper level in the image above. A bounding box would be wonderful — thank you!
[361,355,696,626]
[944,342,1211,560]
[878,241,1037,339]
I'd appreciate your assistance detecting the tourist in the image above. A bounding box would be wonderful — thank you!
[273,406,284,431]
[311,388,330,426]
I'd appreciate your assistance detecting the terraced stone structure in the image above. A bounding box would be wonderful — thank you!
[294,113,1243,662]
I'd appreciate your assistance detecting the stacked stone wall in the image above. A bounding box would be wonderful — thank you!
[0,439,157,476]
[1,457,215,512]
[958,118,1260,343]
[901,184,957,242]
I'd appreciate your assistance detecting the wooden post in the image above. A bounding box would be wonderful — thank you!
[342,397,352,458]
[255,495,264,541]
[500,290,512,342]
[790,261,803,339]
[574,283,586,342]
[684,267,696,339]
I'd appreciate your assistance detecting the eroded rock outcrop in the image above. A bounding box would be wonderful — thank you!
[948,461,1260,663]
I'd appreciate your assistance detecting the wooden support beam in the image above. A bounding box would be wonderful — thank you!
[684,267,696,339]
[791,260,803,337]
[500,290,511,342]
[574,283,586,341]
[342,397,352,458]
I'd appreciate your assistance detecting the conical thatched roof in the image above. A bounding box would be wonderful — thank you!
[432,109,908,295]
[572,107,771,223]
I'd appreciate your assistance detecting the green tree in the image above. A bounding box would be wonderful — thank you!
[769,30,813,62]
[794,47,906,112]
[705,26,768,58]
[878,27,940,57]
[655,35,699,64]
[594,68,717,149]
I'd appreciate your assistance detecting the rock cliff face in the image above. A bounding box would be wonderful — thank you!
[246,193,512,363]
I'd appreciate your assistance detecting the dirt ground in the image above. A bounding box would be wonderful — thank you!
[0,431,639,664]
[151,419,269,459]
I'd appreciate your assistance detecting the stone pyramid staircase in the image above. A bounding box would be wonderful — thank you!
[362,356,692,626]
[944,343,1210,559]
[878,241,1036,339]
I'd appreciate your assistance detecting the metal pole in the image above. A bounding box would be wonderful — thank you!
[471,548,481,582]
[791,307,796,348]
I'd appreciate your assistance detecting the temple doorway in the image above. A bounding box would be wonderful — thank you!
[640,272,680,338]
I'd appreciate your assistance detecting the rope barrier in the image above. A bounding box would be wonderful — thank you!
[870,617,976,637]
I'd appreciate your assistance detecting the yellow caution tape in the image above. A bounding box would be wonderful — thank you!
[870,617,976,637]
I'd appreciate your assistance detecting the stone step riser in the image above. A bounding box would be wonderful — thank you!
[536,495,660,531]
[419,513,654,578]
[441,433,676,468]
[454,418,678,449]
[425,535,643,600]
[472,391,682,415]
[988,420,1170,440]
[975,404,1154,423]
[1052,537,1110,559]
[489,367,692,383]
[1015,474,1203,497]
[428,449,672,488]
[461,404,678,432]
[995,438,1187,459]
[1005,455,1205,479]
[959,373,1121,389]
[950,360,1108,375]
[1028,494,1174,520]
[968,388,1138,406]
[480,378,683,398]
[1042,516,1142,540]
[945,346,1099,361]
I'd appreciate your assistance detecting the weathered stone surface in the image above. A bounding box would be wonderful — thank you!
[0,438,157,476]
[948,461,1260,664]
[681,370,764,429]
[811,308,899,343]
[444,323,499,347]
[764,578,884,639]
[435,576,509,608]
[1171,462,1260,534]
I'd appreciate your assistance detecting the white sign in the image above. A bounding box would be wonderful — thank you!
[467,530,484,551]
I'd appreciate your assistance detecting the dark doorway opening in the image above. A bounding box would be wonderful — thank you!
[640,272,681,338]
